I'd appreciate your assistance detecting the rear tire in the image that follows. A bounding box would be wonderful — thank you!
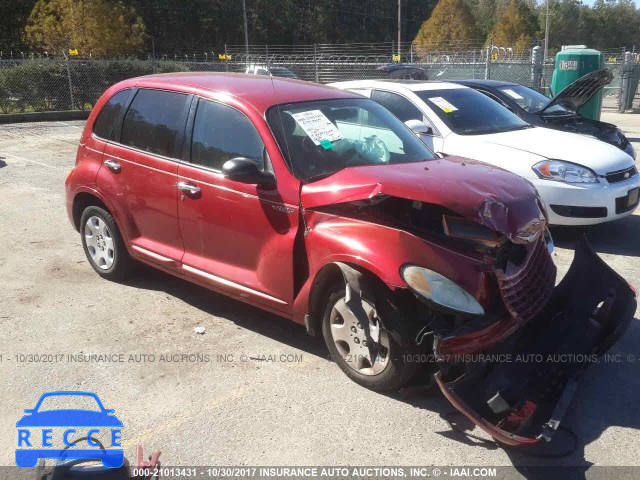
[80,206,133,281]
[322,284,417,392]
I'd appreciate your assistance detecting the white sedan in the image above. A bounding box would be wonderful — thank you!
[329,80,640,226]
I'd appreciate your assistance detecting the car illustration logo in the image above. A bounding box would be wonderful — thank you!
[15,391,124,468]
[624,172,630,179]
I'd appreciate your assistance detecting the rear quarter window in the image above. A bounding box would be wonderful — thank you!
[92,89,132,140]
[120,89,192,158]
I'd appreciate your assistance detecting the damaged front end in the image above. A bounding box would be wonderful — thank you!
[435,238,636,445]
[300,158,636,446]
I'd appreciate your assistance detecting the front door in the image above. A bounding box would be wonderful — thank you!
[177,98,298,312]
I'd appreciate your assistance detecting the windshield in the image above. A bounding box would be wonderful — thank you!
[267,98,436,182]
[415,88,531,135]
[497,84,572,115]
[269,67,298,78]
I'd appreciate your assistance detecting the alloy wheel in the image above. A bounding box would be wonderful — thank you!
[329,296,390,375]
[84,215,115,270]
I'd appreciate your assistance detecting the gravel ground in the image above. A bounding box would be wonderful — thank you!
[0,113,639,477]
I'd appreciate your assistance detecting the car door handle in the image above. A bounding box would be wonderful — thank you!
[177,181,201,196]
[103,159,121,173]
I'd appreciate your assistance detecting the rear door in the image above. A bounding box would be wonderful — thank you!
[97,88,192,264]
[176,98,298,312]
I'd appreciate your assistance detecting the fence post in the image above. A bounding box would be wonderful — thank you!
[472,49,476,78]
[224,44,229,72]
[531,45,543,90]
[151,37,156,73]
[63,49,75,110]
[485,45,491,80]
[619,51,634,112]
[314,43,319,83]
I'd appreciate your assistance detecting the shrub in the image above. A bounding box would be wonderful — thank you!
[0,59,191,113]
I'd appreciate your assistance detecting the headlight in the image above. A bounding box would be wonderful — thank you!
[442,215,500,248]
[401,265,485,316]
[532,160,598,184]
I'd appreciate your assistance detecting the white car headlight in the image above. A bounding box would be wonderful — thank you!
[532,160,598,184]
[401,265,484,316]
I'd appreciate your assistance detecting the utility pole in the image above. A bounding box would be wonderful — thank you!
[397,0,402,57]
[242,0,249,56]
[543,0,550,64]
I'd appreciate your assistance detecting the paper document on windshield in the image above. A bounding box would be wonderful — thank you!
[291,110,344,145]
[429,97,458,113]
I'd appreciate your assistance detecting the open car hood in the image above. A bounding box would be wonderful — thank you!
[300,157,546,243]
[377,64,429,80]
[540,68,613,114]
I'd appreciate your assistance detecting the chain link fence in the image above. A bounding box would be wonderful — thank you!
[0,41,636,114]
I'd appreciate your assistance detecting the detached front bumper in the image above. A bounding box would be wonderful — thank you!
[435,239,636,446]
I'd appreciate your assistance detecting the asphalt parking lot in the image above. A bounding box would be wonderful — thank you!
[0,112,639,477]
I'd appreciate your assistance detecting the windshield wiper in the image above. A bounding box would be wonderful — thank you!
[501,124,534,132]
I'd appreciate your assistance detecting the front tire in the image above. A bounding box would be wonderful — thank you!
[322,284,417,392]
[80,206,132,281]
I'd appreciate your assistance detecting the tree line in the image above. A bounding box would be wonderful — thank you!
[0,0,638,57]
[416,0,640,54]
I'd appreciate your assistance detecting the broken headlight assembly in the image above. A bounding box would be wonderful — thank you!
[401,265,485,316]
[442,215,502,249]
[532,160,598,183]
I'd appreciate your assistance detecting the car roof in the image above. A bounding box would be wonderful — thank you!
[448,79,518,88]
[330,79,469,92]
[115,72,360,114]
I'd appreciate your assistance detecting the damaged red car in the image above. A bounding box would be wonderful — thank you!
[66,73,636,447]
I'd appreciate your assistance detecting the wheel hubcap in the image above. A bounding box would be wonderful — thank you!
[84,216,115,270]
[329,297,390,376]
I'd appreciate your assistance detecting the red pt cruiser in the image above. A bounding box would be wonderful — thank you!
[66,73,635,446]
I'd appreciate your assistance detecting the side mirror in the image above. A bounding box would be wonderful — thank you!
[222,157,275,188]
[404,119,433,136]
[24,409,34,414]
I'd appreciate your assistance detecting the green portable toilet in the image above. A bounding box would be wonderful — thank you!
[551,46,604,120]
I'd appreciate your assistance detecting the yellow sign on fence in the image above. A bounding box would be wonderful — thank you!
[218,53,232,61]
[68,49,79,56]
[392,54,401,62]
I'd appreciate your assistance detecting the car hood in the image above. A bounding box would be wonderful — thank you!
[300,157,546,242]
[477,126,634,174]
[16,410,123,427]
[540,68,613,114]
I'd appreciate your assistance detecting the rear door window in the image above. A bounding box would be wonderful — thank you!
[93,89,132,140]
[190,99,264,171]
[120,89,192,158]
[371,90,423,123]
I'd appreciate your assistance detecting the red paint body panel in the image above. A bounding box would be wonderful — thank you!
[300,158,546,241]
[98,143,184,262]
[176,162,298,312]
